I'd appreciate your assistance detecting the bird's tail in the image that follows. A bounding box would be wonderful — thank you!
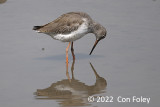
[33,26,42,30]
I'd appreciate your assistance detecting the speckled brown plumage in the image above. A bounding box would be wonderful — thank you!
[33,12,93,34]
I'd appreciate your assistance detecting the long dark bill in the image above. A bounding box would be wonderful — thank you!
[89,39,100,55]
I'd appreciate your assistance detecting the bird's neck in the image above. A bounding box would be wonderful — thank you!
[91,21,101,34]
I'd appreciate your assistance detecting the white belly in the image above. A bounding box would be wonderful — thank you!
[50,19,88,42]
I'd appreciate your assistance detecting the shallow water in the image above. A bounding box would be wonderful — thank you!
[0,0,160,107]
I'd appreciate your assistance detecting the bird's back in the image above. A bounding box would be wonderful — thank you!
[33,12,93,34]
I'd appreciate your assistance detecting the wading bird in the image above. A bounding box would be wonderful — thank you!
[33,12,107,63]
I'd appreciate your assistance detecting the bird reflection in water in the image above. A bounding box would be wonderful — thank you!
[35,60,107,106]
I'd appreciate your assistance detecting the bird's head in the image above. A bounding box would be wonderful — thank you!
[90,22,107,55]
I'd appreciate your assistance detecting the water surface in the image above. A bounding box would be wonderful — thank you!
[0,0,160,107]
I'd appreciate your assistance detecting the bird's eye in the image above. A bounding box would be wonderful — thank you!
[100,35,105,40]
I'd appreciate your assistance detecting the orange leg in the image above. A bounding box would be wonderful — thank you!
[66,42,71,65]
[71,42,75,60]
[71,57,75,80]
[66,42,71,81]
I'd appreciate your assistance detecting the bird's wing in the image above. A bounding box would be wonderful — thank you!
[38,13,84,34]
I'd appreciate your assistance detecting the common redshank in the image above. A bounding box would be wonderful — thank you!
[33,12,107,63]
